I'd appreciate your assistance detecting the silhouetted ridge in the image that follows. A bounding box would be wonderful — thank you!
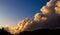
[17,29,59,35]
[0,28,11,35]
[0,28,60,35]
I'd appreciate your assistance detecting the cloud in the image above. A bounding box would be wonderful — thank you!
[55,1,60,14]
[3,0,60,34]
[4,18,32,34]
[34,13,41,21]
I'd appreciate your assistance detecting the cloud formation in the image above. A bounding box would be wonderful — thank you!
[3,0,60,34]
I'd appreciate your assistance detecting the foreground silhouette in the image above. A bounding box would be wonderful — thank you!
[0,28,12,35]
[0,28,60,35]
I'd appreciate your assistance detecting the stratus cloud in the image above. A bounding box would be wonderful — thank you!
[3,0,60,34]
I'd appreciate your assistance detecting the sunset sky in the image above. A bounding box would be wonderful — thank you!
[0,0,49,27]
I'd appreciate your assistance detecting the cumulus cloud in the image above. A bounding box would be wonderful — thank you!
[3,0,60,34]
[4,18,33,34]
[55,1,60,14]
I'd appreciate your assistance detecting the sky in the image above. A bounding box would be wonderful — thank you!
[0,0,49,27]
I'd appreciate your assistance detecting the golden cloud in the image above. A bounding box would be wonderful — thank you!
[3,0,60,34]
